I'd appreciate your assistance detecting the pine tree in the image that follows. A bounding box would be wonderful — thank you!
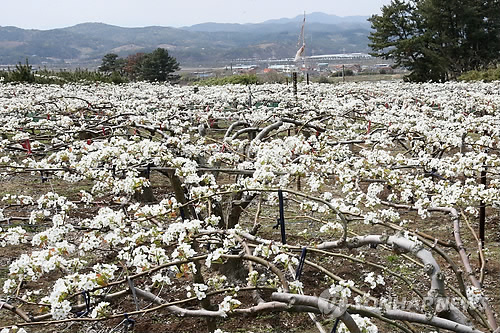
[99,53,122,73]
[139,48,180,82]
[369,0,500,81]
[10,58,35,83]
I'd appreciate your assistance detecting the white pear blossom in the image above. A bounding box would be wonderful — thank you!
[218,295,242,314]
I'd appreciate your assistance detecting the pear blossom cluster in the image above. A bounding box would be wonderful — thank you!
[363,272,385,290]
[337,314,378,333]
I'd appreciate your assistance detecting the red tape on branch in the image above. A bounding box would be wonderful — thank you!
[21,139,32,155]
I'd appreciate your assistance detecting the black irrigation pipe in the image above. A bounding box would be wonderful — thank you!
[330,318,340,333]
[295,247,307,280]
[75,290,91,317]
[123,313,136,331]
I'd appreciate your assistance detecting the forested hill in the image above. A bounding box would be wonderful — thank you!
[0,12,371,67]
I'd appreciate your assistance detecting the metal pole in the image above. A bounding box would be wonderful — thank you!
[293,72,298,101]
[278,190,286,244]
[479,166,487,249]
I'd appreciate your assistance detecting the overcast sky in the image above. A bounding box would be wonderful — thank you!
[2,0,391,30]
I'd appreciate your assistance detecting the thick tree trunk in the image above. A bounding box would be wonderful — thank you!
[134,169,155,202]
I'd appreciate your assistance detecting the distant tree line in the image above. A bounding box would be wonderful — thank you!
[0,60,128,84]
[98,48,180,82]
[0,48,179,84]
[195,74,259,86]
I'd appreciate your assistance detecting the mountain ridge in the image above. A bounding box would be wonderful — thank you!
[262,12,370,24]
[0,13,372,67]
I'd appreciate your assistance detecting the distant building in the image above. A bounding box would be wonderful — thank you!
[329,64,361,74]
[268,64,295,73]
[232,64,259,74]
[192,71,215,79]
[308,53,372,61]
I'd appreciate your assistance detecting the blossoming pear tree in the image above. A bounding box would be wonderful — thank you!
[0,81,499,333]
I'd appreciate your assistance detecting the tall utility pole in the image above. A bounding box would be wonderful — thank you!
[479,165,487,249]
